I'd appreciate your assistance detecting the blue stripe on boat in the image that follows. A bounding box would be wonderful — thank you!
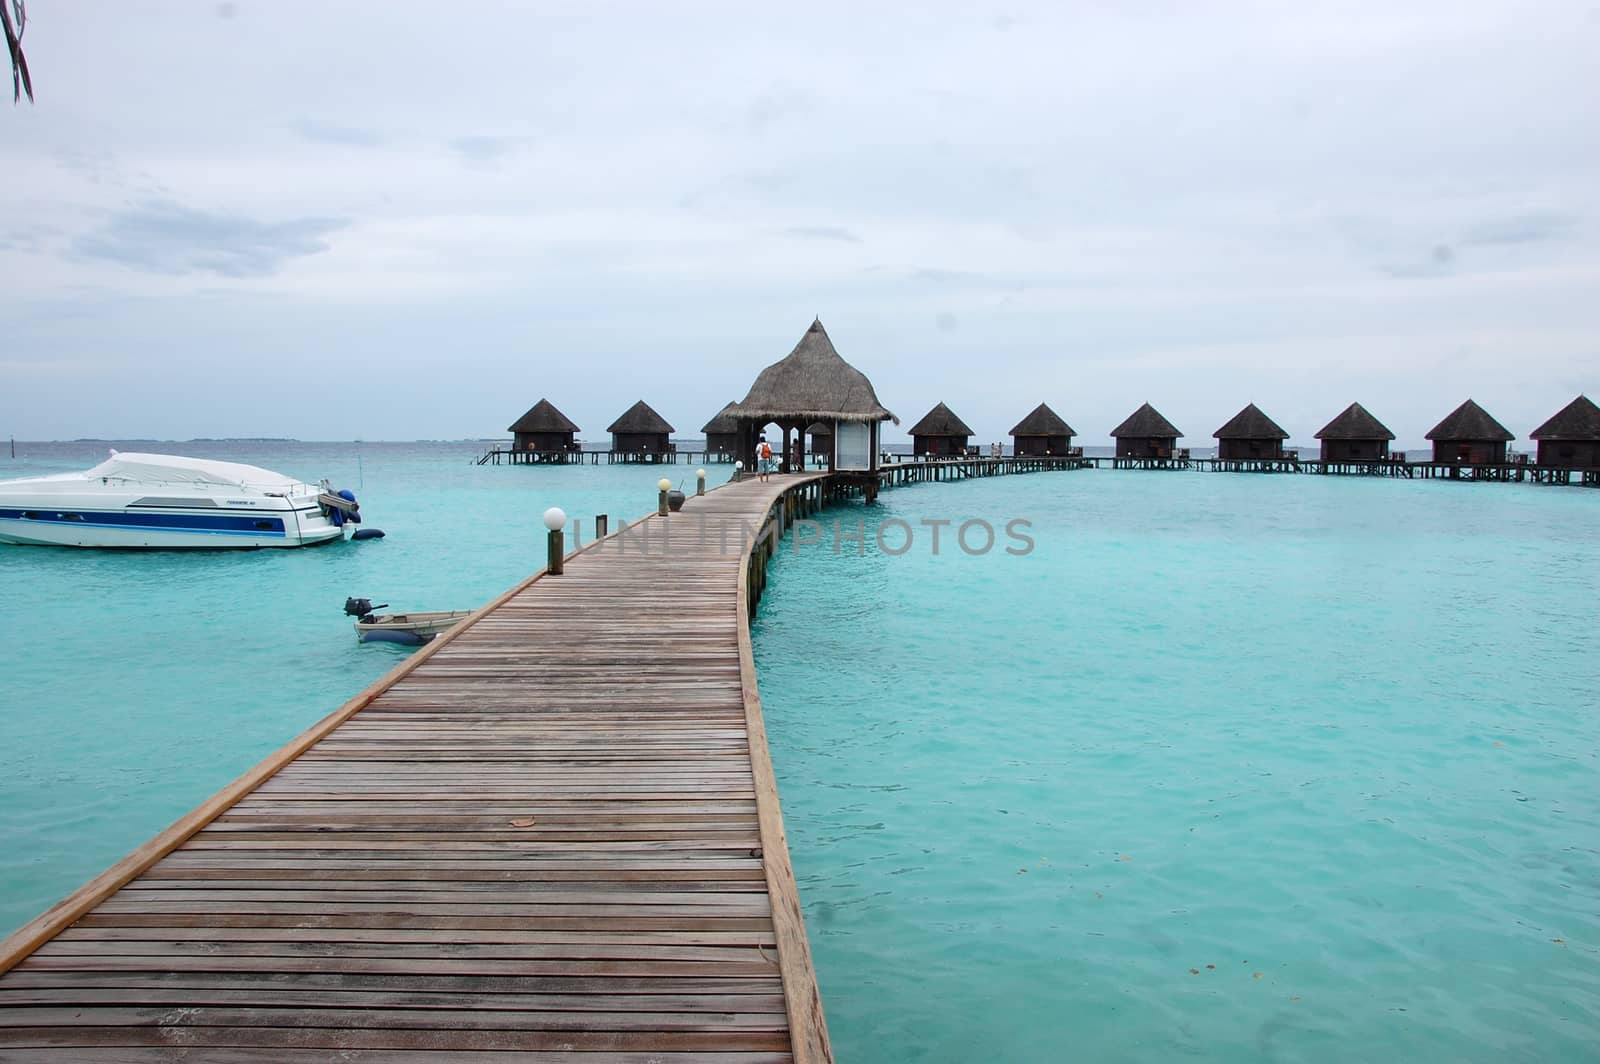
[0,509,288,536]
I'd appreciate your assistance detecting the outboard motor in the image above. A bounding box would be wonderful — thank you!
[319,486,362,527]
[343,597,387,621]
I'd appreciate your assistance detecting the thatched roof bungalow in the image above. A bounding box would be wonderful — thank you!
[508,398,580,454]
[1315,403,1394,462]
[1009,403,1074,457]
[701,401,742,459]
[908,402,974,458]
[1530,395,1600,469]
[1111,403,1182,459]
[1214,403,1289,460]
[735,318,897,473]
[1426,399,1513,465]
[608,400,675,457]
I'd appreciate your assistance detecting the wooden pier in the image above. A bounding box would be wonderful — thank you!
[0,474,834,1061]
[839,454,1091,501]
[477,448,741,467]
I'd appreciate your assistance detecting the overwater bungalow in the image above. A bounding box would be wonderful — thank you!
[734,317,897,480]
[608,400,675,461]
[1111,402,1182,458]
[1009,403,1075,457]
[701,401,742,461]
[908,402,975,458]
[507,398,580,460]
[1426,399,1513,465]
[1529,395,1600,469]
[1214,403,1289,460]
[1315,402,1394,462]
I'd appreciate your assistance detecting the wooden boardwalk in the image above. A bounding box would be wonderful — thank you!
[0,474,831,1062]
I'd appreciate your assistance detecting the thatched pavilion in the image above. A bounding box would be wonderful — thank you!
[1110,402,1182,458]
[733,318,897,476]
[908,402,974,458]
[1009,403,1074,457]
[608,400,675,461]
[1426,399,1513,465]
[701,401,741,461]
[1530,395,1600,468]
[508,398,580,456]
[1315,403,1394,461]
[1213,403,1289,460]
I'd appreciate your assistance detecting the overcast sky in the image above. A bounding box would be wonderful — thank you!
[4,2,1597,447]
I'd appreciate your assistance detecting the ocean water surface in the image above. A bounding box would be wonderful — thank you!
[0,440,704,935]
[752,469,1599,1063]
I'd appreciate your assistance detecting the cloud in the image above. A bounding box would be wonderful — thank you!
[746,85,812,132]
[290,119,384,147]
[72,200,347,278]
[0,223,58,254]
[449,136,527,167]
[912,267,987,284]
[1460,210,1578,247]
[784,225,861,243]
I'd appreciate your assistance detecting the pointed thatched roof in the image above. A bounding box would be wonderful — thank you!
[1426,399,1513,442]
[1009,403,1076,438]
[701,401,741,435]
[1213,403,1289,441]
[908,401,974,437]
[736,318,897,424]
[1529,395,1600,440]
[508,398,579,434]
[1315,402,1395,440]
[608,400,675,435]
[1110,402,1182,439]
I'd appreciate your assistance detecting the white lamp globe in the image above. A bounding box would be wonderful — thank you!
[658,478,672,491]
[735,461,744,470]
[542,507,566,531]
[696,468,707,478]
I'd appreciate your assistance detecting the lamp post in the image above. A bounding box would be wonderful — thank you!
[543,507,566,576]
[658,478,671,516]
[734,460,744,483]
[696,468,707,496]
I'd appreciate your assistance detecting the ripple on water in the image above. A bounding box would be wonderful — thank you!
[754,472,1600,1064]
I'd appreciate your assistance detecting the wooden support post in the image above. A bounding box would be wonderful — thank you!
[547,528,564,575]
[596,514,608,539]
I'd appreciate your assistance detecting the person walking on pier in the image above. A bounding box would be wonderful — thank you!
[758,437,773,482]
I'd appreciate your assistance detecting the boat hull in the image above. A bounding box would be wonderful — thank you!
[355,611,472,645]
[0,508,344,549]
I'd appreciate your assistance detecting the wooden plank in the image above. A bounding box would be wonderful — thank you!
[0,1050,792,1063]
[0,1027,794,1052]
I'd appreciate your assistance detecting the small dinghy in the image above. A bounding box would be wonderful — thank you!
[344,597,471,646]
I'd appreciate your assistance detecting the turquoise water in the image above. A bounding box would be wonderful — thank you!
[0,441,706,936]
[752,470,1600,1063]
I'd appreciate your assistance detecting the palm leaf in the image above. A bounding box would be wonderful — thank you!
[2,0,30,103]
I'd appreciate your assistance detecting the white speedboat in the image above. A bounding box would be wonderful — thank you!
[0,451,362,549]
